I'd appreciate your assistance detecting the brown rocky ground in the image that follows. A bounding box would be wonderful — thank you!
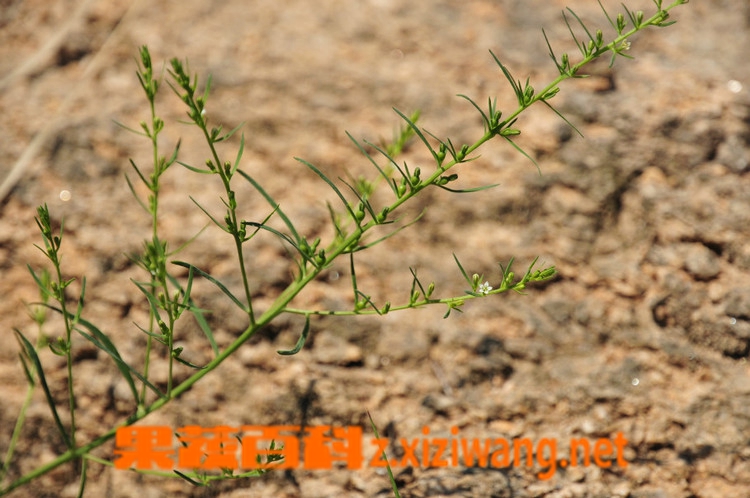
[1,0,749,497]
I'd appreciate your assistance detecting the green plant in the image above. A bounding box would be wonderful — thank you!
[1,0,688,495]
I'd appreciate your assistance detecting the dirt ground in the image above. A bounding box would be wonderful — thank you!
[1,0,749,497]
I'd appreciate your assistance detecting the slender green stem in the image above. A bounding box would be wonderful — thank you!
[140,91,160,409]
[49,236,78,452]
[199,113,256,327]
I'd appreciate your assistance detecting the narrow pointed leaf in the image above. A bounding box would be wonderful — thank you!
[501,135,541,175]
[216,121,245,143]
[364,140,407,180]
[73,277,86,326]
[190,197,230,232]
[563,11,584,56]
[164,139,182,170]
[69,319,164,400]
[340,177,377,219]
[598,0,617,31]
[124,174,150,213]
[367,411,402,498]
[453,253,472,287]
[230,133,245,178]
[26,265,54,301]
[540,101,583,137]
[174,470,204,486]
[177,161,214,174]
[172,353,206,369]
[490,51,524,105]
[172,261,249,313]
[242,221,318,268]
[166,270,218,356]
[346,132,397,195]
[542,29,565,74]
[237,169,302,244]
[17,350,35,386]
[128,159,151,187]
[566,7,596,44]
[457,94,490,131]
[392,108,440,164]
[353,210,424,251]
[277,315,310,355]
[14,330,72,449]
[113,119,149,137]
[355,291,382,315]
[295,158,358,222]
[437,182,500,193]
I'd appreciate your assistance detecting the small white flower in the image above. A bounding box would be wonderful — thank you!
[478,281,493,295]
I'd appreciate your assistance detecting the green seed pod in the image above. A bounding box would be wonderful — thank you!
[377,207,389,224]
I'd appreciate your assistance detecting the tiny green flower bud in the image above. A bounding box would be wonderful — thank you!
[616,13,626,32]
[314,249,326,266]
[355,202,366,222]
[500,128,521,137]
[561,53,570,69]
[397,180,407,198]
[377,207,389,224]
[299,239,310,255]
[437,173,458,186]
[411,290,421,304]
[456,144,470,161]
